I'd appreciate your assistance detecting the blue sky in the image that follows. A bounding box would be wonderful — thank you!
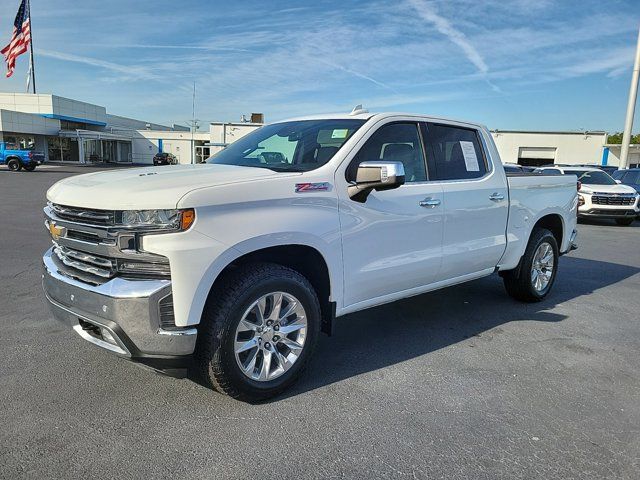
[0,0,639,132]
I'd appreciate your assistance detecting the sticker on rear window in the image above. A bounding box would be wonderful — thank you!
[460,141,480,172]
[331,129,349,139]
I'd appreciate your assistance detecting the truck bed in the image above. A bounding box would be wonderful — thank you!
[497,173,578,271]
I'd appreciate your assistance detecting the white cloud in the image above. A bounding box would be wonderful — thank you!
[36,48,161,81]
[406,0,488,74]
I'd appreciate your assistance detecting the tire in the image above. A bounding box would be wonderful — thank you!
[615,218,634,226]
[6,158,21,172]
[195,262,321,402]
[23,163,36,172]
[503,228,559,302]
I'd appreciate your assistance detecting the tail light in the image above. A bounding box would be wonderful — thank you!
[577,181,581,191]
[28,151,33,158]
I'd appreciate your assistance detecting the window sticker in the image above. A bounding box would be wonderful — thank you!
[331,129,349,139]
[459,141,480,171]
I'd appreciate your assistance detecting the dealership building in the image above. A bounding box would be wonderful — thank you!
[1,92,639,168]
[490,130,640,168]
[0,93,262,165]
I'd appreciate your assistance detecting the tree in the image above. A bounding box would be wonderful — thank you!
[607,132,640,144]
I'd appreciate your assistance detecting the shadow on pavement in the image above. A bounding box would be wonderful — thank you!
[270,255,639,400]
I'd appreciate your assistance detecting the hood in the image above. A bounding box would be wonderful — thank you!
[580,183,638,195]
[47,164,279,210]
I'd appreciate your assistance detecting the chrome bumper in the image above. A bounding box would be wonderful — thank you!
[42,247,197,359]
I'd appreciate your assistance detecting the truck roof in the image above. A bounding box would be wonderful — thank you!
[277,110,487,131]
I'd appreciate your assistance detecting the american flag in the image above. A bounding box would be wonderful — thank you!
[1,0,31,78]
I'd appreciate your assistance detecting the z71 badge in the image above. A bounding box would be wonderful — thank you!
[295,182,330,193]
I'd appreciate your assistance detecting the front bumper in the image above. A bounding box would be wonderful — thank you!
[578,208,638,219]
[42,247,197,373]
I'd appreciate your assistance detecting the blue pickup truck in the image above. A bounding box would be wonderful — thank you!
[1,141,45,171]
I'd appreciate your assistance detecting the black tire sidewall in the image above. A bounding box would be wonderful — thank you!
[525,231,559,299]
[216,274,320,399]
[7,159,20,171]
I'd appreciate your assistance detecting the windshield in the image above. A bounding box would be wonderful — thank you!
[207,119,366,172]
[567,170,617,185]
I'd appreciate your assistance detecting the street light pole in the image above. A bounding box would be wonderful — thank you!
[619,26,640,170]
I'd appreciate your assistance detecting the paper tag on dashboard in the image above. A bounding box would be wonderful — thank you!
[331,129,348,139]
[459,141,480,171]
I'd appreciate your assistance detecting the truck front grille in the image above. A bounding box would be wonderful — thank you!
[591,194,636,206]
[53,244,116,280]
[51,203,116,226]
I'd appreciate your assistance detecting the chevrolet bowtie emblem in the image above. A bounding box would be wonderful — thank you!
[48,222,67,241]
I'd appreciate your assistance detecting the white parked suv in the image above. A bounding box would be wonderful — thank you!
[534,166,640,226]
[43,110,578,401]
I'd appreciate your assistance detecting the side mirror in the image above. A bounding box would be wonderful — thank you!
[615,179,622,184]
[348,161,405,203]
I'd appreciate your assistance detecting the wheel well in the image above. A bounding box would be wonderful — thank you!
[212,245,334,335]
[533,214,563,247]
[6,156,22,163]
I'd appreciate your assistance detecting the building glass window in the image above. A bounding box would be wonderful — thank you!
[5,135,35,150]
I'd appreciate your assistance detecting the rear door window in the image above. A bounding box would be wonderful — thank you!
[424,123,487,181]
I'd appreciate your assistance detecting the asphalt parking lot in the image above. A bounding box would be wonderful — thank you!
[1,165,639,479]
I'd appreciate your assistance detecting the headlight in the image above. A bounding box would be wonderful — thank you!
[578,194,585,206]
[118,209,195,231]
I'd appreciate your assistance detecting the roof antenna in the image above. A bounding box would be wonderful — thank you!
[350,104,369,115]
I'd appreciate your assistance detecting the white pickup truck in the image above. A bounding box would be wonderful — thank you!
[43,110,578,401]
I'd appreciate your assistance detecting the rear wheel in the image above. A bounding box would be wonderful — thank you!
[6,158,21,171]
[503,228,559,302]
[195,263,320,402]
[615,218,634,226]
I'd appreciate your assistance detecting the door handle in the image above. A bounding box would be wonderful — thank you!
[419,198,441,208]
[489,192,505,202]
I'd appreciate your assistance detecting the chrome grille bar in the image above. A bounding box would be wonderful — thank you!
[51,203,115,226]
[53,244,116,279]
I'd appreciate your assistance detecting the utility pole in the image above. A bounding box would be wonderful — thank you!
[189,82,197,164]
[619,26,640,170]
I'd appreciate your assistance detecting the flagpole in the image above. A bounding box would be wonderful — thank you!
[27,0,36,93]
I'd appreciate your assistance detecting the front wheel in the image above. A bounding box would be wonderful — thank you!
[195,263,320,402]
[502,228,559,302]
[615,218,634,226]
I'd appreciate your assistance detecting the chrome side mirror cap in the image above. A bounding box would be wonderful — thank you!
[348,161,405,203]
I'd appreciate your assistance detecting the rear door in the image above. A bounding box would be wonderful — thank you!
[423,122,509,281]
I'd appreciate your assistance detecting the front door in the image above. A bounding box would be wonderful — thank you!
[339,122,444,308]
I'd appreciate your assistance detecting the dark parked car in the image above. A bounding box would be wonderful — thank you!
[504,163,536,173]
[153,152,177,166]
[612,168,640,193]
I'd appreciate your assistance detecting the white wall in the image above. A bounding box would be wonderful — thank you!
[491,131,607,165]
[604,145,640,167]
[0,93,108,125]
[209,122,261,145]
[130,130,210,164]
[0,109,61,135]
